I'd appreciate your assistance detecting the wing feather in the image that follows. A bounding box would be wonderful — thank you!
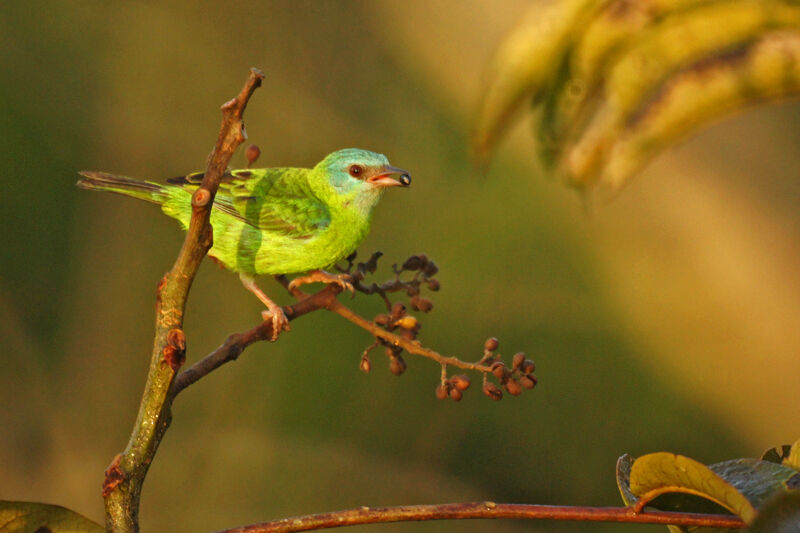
[168,168,329,239]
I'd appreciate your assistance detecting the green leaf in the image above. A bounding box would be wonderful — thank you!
[710,458,800,510]
[0,501,103,533]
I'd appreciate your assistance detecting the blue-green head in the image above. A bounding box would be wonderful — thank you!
[313,148,411,202]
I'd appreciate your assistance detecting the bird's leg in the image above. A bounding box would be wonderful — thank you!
[288,269,355,295]
[239,273,291,341]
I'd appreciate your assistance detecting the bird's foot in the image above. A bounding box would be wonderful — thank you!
[288,270,355,295]
[239,273,291,341]
[261,301,291,341]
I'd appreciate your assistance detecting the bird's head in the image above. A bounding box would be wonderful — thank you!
[313,149,410,210]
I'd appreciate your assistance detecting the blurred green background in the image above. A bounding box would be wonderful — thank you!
[2,2,799,532]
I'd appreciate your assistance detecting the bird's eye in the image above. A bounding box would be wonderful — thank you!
[348,164,364,178]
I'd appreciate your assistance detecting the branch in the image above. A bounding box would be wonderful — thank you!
[103,68,264,533]
[212,502,748,532]
[171,285,341,396]
[171,253,535,403]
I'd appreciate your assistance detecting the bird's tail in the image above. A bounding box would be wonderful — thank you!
[76,171,168,204]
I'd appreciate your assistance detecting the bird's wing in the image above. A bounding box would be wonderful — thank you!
[167,168,330,239]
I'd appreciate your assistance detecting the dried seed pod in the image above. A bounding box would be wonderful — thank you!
[504,378,522,396]
[406,285,420,298]
[410,296,433,313]
[435,383,449,400]
[519,375,537,389]
[374,314,391,326]
[522,360,536,374]
[448,387,463,402]
[389,355,407,376]
[483,382,503,401]
[423,261,439,276]
[451,374,471,391]
[391,302,407,319]
[402,255,424,271]
[363,252,382,272]
[426,278,440,291]
[360,355,372,373]
[512,352,526,370]
[491,362,506,379]
[484,337,499,351]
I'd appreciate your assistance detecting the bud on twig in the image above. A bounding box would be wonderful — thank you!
[448,387,463,401]
[483,382,503,401]
[451,374,471,391]
[389,355,407,376]
[402,255,424,271]
[245,144,260,167]
[391,302,407,319]
[435,383,449,400]
[491,362,506,380]
[410,296,433,313]
[504,378,522,396]
[520,375,537,389]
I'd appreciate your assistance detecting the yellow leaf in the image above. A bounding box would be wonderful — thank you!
[0,501,103,533]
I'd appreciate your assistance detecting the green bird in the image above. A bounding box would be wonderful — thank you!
[77,148,411,339]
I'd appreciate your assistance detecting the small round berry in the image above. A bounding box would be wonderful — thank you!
[504,379,522,396]
[483,382,503,401]
[451,375,471,391]
[448,387,463,401]
[435,383,449,400]
[389,355,407,376]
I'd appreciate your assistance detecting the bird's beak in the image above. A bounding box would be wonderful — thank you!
[367,165,411,188]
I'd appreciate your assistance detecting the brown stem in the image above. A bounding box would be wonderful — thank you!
[171,275,493,398]
[327,299,492,372]
[171,285,341,396]
[102,68,264,532]
[212,502,747,532]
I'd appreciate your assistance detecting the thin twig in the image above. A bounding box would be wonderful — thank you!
[212,502,747,533]
[327,299,492,372]
[171,285,341,396]
[171,269,490,398]
[103,68,264,533]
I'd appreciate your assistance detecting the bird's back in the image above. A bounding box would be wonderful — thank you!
[161,166,366,275]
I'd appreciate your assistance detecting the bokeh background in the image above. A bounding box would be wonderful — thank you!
[2,2,799,532]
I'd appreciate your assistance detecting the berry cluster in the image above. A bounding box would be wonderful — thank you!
[478,337,537,401]
[339,252,536,402]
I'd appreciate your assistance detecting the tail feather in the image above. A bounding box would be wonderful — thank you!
[76,171,167,204]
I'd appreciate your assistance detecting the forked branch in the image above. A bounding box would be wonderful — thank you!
[103,68,264,533]
[172,252,536,403]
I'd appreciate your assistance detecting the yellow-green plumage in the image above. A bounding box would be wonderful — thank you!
[77,148,410,276]
[77,148,410,338]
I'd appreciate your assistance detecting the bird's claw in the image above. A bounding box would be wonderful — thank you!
[288,271,355,295]
[261,305,290,341]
